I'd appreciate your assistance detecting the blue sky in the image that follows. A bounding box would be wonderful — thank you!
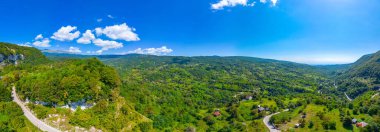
[1,0,380,64]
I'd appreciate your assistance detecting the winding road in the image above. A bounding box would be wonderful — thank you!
[263,109,289,132]
[372,93,379,99]
[12,86,60,132]
[344,92,353,101]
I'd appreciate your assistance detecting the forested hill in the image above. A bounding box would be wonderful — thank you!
[337,51,380,98]
[0,43,152,131]
[46,53,329,95]
[0,42,48,66]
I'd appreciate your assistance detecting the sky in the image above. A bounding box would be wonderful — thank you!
[1,0,380,64]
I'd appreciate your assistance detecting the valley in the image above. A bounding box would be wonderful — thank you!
[1,42,380,131]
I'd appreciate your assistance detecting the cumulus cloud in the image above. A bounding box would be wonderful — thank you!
[33,38,51,47]
[51,26,81,41]
[260,0,277,6]
[68,46,82,53]
[77,30,96,44]
[18,42,32,47]
[211,0,249,10]
[212,0,278,10]
[95,23,140,41]
[93,38,123,54]
[107,15,114,19]
[35,34,43,40]
[271,0,278,6]
[127,46,173,55]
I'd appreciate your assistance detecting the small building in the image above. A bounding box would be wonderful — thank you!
[301,115,306,118]
[258,107,265,112]
[213,109,221,117]
[352,119,357,124]
[295,123,300,128]
[245,95,253,100]
[356,122,368,127]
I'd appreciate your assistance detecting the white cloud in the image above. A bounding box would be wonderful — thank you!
[96,50,103,54]
[95,28,102,36]
[95,23,140,41]
[271,0,278,6]
[35,34,43,40]
[127,46,173,55]
[68,46,82,53]
[93,38,123,52]
[248,1,256,6]
[97,18,103,22]
[33,38,51,47]
[211,0,249,10]
[260,0,267,4]
[107,15,114,19]
[18,42,32,47]
[51,26,81,41]
[77,30,96,44]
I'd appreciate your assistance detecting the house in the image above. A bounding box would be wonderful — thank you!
[356,122,368,127]
[301,115,306,118]
[352,119,357,124]
[213,109,221,117]
[295,123,300,128]
[245,95,253,100]
[258,107,265,112]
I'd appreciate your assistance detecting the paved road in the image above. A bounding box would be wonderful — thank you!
[263,109,289,132]
[12,86,60,132]
[344,92,353,101]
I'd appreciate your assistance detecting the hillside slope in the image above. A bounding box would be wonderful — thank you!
[0,43,152,131]
[337,51,380,98]
[0,42,48,66]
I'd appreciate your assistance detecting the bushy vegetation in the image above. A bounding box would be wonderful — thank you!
[0,102,40,131]
[16,58,121,105]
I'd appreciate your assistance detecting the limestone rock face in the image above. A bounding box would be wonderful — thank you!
[0,53,25,65]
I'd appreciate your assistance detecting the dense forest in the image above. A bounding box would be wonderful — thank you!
[337,51,380,98]
[0,43,151,131]
[100,55,330,130]
[1,42,380,131]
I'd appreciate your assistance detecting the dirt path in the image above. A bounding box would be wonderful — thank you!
[12,86,60,132]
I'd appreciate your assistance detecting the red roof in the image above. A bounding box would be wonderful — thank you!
[213,111,221,116]
[356,122,368,127]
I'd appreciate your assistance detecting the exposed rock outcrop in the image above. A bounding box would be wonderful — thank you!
[0,53,25,65]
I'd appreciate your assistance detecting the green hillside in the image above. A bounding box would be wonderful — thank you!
[338,51,380,98]
[0,42,48,66]
[2,42,380,131]
[98,55,334,131]
[0,43,151,131]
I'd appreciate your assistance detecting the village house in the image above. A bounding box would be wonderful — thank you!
[352,119,357,124]
[245,95,253,100]
[356,122,368,127]
[213,109,221,117]
[258,107,265,112]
